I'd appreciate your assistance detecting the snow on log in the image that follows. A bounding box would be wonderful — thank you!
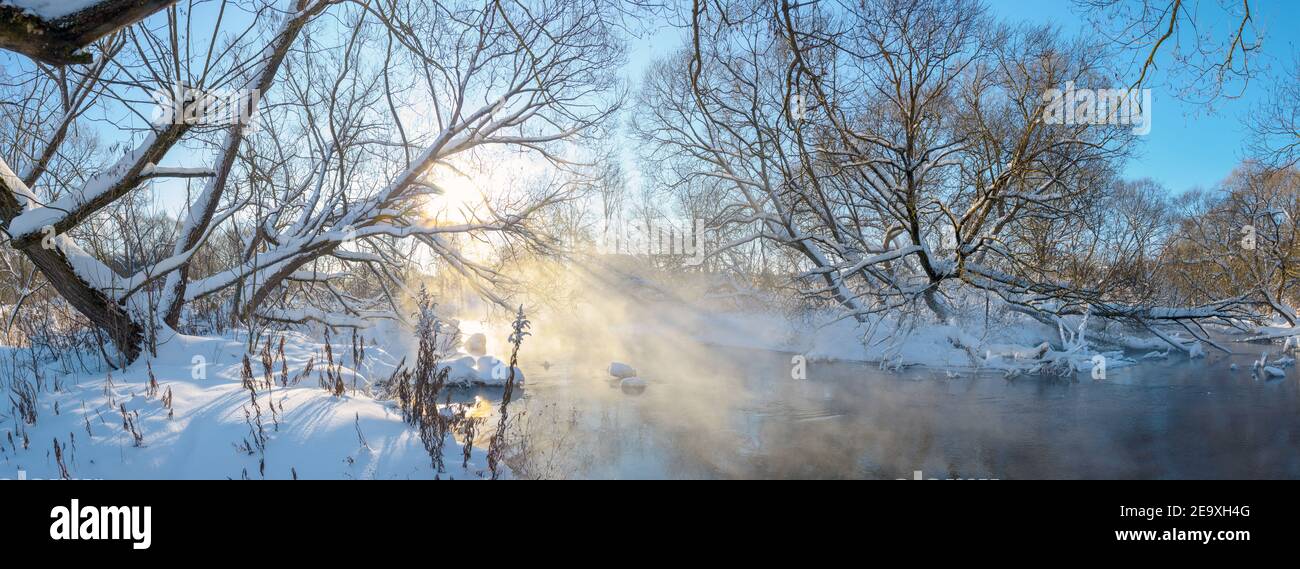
[0,1,177,65]
[7,130,175,246]
[256,307,379,329]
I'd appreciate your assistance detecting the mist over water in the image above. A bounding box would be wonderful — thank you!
[461,263,1300,480]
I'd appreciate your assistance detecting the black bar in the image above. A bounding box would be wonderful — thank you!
[1,480,1288,557]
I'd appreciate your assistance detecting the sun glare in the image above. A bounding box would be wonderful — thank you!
[423,168,485,225]
[414,154,551,268]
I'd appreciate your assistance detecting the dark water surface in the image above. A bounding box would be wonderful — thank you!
[484,340,1300,479]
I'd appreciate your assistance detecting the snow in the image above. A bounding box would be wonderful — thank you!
[257,307,376,329]
[436,353,524,387]
[8,131,161,241]
[619,377,647,395]
[596,285,1149,377]
[0,330,501,479]
[0,0,102,20]
[0,156,37,204]
[475,356,504,380]
[144,166,215,178]
[441,356,480,384]
[607,362,637,378]
[464,333,487,357]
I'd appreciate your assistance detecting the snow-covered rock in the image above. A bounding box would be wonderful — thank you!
[435,354,524,386]
[442,356,479,383]
[475,356,524,384]
[464,333,488,357]
[608,362,637,378]
[475,358,520,384]
[619,377,647,395]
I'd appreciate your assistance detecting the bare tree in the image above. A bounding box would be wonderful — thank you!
[1167,164,1300,332]
[1075,0,1261,102]
[634,0,1252,357]
[1248,59,1300,170]
[1,0,625,363]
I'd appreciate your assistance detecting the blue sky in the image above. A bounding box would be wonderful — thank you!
[621,0,1300,196]
[983,0,1300,194]
[6,1,1293,210]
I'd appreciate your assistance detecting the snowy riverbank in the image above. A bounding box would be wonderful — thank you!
[0,327,503,480]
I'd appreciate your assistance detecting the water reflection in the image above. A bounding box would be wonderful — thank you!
[489,344,1300,479]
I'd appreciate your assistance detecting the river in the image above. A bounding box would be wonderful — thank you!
[439,333,1300,479]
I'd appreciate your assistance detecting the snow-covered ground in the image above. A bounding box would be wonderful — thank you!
[0,261,1237,481]
[0,326,506,480]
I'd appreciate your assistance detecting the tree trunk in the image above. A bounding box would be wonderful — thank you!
[1,178,143,363]
[21,245,143,363]
[0,1,177,66]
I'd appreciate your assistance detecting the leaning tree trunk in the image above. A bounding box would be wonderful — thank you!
[18,244,143,364]
[0,182,144,364]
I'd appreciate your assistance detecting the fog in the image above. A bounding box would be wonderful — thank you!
[444,260,1300,480]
